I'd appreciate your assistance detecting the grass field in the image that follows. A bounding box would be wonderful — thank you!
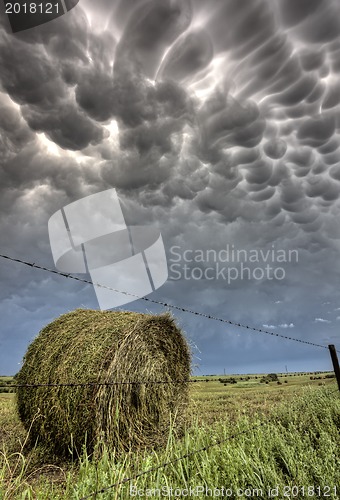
[0,373,339,499]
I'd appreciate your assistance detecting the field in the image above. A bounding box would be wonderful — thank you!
[0,373,339,499]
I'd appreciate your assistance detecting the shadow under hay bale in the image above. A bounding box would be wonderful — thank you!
[16,309,191,458]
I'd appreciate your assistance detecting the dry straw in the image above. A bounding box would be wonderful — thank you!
[16,309,191,458]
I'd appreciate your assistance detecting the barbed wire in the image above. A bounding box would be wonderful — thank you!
[0,373,337,389]
[79,421,266,500]
[0,379,210,388]
[0,253,334,351]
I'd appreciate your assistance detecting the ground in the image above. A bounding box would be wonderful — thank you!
[0,372,338,499]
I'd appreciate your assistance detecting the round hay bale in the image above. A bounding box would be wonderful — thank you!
[16,309,191,458]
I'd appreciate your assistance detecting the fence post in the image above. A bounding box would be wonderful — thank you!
[328,345,340,392]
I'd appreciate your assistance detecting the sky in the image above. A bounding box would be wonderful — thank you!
[0,0,340,376]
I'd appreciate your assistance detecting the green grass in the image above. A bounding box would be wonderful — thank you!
[0,375,339,499]
[189,371,336,425]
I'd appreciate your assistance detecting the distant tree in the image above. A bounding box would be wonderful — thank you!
[219,377,237,385]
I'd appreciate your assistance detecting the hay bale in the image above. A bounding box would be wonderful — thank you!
[16,309,191,458]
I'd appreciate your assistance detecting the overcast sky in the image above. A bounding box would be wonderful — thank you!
[0,0,340,376]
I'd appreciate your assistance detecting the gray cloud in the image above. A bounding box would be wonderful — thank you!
[157,29,214,82]
[113,0,192,80]
[263,139,287,160]
[1,0,340,374]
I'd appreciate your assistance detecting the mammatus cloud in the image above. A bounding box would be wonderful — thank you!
[0,0,340,373]
[1,0,340,220]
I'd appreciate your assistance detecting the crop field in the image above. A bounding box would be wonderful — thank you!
[0,373,339,499]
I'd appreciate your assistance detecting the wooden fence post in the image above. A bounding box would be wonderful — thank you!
[328,345,340,392]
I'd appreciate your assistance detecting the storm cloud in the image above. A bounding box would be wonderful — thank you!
[0,0,340,375]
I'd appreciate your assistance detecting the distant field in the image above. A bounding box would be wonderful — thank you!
[189,371,336,424]
[0,371,336,431]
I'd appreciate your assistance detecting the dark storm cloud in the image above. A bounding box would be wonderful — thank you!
[306,176,340,201]
[298,115,336,146]
[1,0,340,375]
[279,0,340,43]
[278,0,320,27]
[323,84,340,109]
[197,94,265,159]
[204,0,276,55]
[245,159,272,185]
[98,78,195,194]
[329,165,340,181]
[263,139,287,159]
[1,0,339,217]
[103,0,197,191]
[113,0,192,80]
[22,102,106,150]
[300,49,326,72]
[158,29,214,82]
[0,0,339,207]
[0,6,107,150]
[319,138,340,155]
[249,186,276,202]
[0,95,35,155]
[74,31,117,121]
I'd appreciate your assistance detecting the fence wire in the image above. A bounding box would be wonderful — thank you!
[0,373,336,389]
[0,379,212,388]
[0,253,334,351]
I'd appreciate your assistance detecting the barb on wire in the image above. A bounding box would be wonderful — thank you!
[0,253,334,352]
[79,421,266,500]
[0,378,217,389]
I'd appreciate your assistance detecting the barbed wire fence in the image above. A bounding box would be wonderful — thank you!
[0,254,335,351]
[0,253,338,390]
[0,253,339,390]
[0,253,339,498]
